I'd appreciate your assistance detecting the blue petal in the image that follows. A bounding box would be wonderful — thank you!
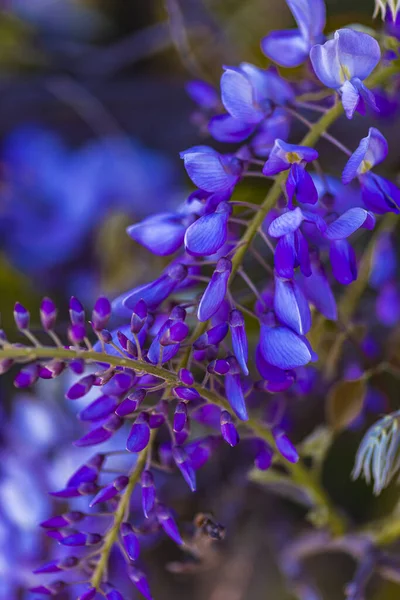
[274,277,311,335]
[268,207,304,237]
[197,258,232,322]
[221,68,264,124]
[342,127,388,184]
[286,163,318,204]
[336,28,381,82]
[261,29,310,67]
[274,234,296,279]
[260,325,312,369]
[239,64,295,105]
[225,373,248,421]
[370,233,397,289]
[310,33,343,89]
[229,310,249,375]
[113,263,187,317]
[126,421,150,453]
[208,114,255,143]
[287,0,326,40]
[127,213,186,256]
[376,282,400,327]
[184,202,231,256]
[361,173,400,214]
[330,239,357,285]
[341,80,360,119]
[324,207,375,240]
[297,261,337,320]
[181,147,239,192]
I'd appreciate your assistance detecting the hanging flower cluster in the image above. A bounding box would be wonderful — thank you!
[2,0,400,598]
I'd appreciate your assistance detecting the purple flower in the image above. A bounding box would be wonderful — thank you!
[225,358,248,421]
[186,79,220,109]
[221,64,294,125]
[126,413,150,453]
[220,410,240,447]
[112,262,188,317]
[360,172,400,214]
[172,446,197,491]
[141,470,155,518]
[91,296,112,331]
[250,109,291,157]
[259,323,316,370]
[121,522,140,561]
[184,202,232,256]
[274,276,311,335]
[263,140,318,176]
[310,29,381,119]
[127,212,190,256]
[342,128,388,184]
[229,309,249,375]
[40,297,57,331]
[180,146,243,192]
[198,257,232,322]
[262,0,326,67]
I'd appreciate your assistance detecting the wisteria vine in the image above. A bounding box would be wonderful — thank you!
[2,1,400,598]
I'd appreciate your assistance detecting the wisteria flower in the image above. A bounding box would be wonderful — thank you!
[180,146,243,193]
[310,29,381,119]
[262,0,326,67]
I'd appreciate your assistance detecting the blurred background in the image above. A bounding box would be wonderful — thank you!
[0,1,399,599]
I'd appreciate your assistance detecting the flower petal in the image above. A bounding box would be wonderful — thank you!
[268,207,304,237]
[208,114,255,143]
[274,277,311,335]
[184,202,231,256]
[197,258,232,322]
[260,325,312,369]
[127,213,186,256]
[221,68,264,123]
[181,147,239,192]
[330,239,357,285]
[324,207,375,240]
[261,29,310,67]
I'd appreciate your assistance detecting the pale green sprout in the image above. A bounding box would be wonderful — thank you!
[374,0,400,19]
[352,410,400,495]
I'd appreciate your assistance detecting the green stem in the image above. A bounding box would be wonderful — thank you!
[0,343,344,535]
[91,431,155,589]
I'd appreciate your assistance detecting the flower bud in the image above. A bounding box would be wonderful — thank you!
[92,296,112,331]
[14,302,29,330]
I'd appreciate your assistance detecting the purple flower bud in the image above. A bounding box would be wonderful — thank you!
[229,309,249,375]
[173,387,200,401]
[149,412,165,429]
[98,329,113,343]
[69,296,85,324]
[172,446,196,491]
[40,511,84,529]
[90,475,129,506]
[61,532,102,547]
[66,374,96,400]
[14,302,30,329]
[121,522,140,561]
[30,581,66,595]
[74,415,123,447]
[130,299,148,334]
[78,588,97,600]
[155,503,183,545]
[117,330,137,356]
[273,428,299,463]
[129,567,154,600]
[159,321,189,345]
[141,470,155,518]
[68,323,86,345]
[40,297,57,331]
[178,368,194,385]
[34,556,79,574]
[39,360,65,379]
[116,388,146,416]
[173,402,188,433]
[207,322,229,346]
[220,410,239,447]
[14,363,39,388]
[127,413,150,452]
[207,358,230,375]
[69,358,85,374]
[254,441,273,470]
[225,358,248,421]
[198,257,232,322]
[79,395,118,422]
[103,371,136,395]
[92,296,112,331]
[67,454,104,487]
[50,482,98,498]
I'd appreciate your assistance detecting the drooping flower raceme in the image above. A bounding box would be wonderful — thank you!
[1,3,400,600]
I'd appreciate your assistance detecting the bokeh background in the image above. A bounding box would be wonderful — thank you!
[0,1,399,599]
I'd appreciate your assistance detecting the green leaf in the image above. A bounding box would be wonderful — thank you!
[326,379,367,433]
[298,426,333,474]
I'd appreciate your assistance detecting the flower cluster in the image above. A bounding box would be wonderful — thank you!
[1,0,400,598]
